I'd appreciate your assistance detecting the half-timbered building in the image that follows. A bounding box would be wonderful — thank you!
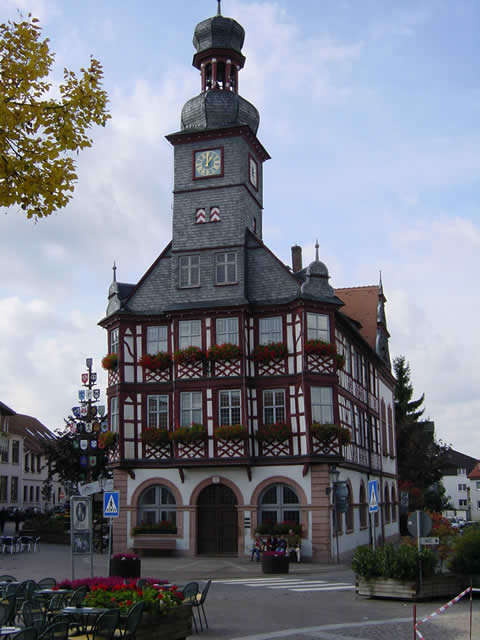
[100,5,399,561]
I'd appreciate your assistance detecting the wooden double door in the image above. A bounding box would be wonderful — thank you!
[197,484,238,554]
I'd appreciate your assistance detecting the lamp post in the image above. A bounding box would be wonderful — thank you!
[329,465,340,564]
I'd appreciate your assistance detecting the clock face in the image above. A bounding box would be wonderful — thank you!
[194,148,222,178]
[249,156,258,189]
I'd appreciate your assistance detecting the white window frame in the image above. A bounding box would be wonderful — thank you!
[311,387,334,424]
[219,390,241,426]
[137,485,177,526]
[179,320,202,349]
[147,326,168,353]
[110,328,119,354]
[110,396,119,434]
[263,389,285,424]
[147,395,169,429]
[216,252,237,284]
[259,317,282,345]
[258,483,300,527]
[180,391,202,427]
[307,313,330,342]
[216,317,239,345]
[179,255,200,288]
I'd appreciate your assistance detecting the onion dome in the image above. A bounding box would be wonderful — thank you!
[193,14,245,55]
[300,241,338,301]
[181,89,259,134]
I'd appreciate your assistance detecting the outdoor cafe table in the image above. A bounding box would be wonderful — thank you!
[35,589,71,596]
[62,607,109,640]
[0,628,21,637]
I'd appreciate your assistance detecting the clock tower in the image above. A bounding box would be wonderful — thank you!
[166,2,270,262]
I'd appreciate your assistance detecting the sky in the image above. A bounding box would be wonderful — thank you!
[1,0,479,458]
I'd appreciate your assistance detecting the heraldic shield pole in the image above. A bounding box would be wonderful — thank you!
[68,358,113,579]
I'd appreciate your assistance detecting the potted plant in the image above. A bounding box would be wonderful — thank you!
[99,431,118,448]
[141,428,170,444]
[311,423,351,445]
[132,521,178,535]
[169,423,206,443]
[138,352,171,370]
[305,339,336,356]
[208,343,242,361]
[102,353,118,370]
[252,343,288,363]
[214,424,248,441]
[255,422,292,443]
[173,346,204,365]
[109,552,141,578]
[262,551,289,574]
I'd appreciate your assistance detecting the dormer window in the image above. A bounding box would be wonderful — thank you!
[216,252,237,284]
[179,255,200,288]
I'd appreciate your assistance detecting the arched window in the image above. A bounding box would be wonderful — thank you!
[391,484,397,522]
[359,483,367,529]
[384,485,390,524]
[381,399,388,456]
[387,405,394,457]
[137,484,176,526]
[259,483,299,527]
[345,484,354,532]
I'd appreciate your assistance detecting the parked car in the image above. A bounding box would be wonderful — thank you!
[461,521,480,534]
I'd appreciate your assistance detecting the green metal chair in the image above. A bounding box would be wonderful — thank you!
[92,608,121,640]
[37,578,56,589]
[45,593,66,622]
[0,594,16,626]
[181,582,199,634]
[67,586,88,607]
[119,601,144,640]
[38,622,69,640]
[12,626,38,640]
[192,579,211,631]
[0,574,17,582]
[22,599,47,633]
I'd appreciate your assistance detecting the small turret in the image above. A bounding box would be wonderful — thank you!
[376,272,391,368]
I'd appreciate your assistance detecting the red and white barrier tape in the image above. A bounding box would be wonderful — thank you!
[414,586,472,639]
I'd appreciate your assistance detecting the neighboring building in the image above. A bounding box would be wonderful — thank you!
[467,462,480,522]
[441,449,477,520]
[0,404,64,512]
[100,6,398,561]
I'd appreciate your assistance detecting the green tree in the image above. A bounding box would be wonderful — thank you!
[424,481,452,513]
[394,356,451,503]
[0,14,110,220]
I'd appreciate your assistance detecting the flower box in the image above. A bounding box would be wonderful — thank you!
[138,352,171,370]
[141,428,170,444]
[173,346,204,365]
[207,343,241,361]
[252,342,288,363]
[170,424,206,443]
[99,431,118,448]
[336,354,346,369]
[311,423,351,445]
[214,424,248,441]
[102,353,118,370]
[109,555,141,578]
[255,422,292,442]
[136,606,192,640]
[132,521,177,535]
[355,575,469,601]
[262,552,289,574]
[305,339,336,356]
[255,522,302,536]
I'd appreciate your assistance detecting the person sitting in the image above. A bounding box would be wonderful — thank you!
[275,538,287,553]
[251,537,263,562]
[287,529,301,562]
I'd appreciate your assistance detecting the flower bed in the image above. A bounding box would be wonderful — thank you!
[169,423,206,443]
[252,342,288,362]
[214,424,248,440]
[305,339,336,356]
[311,423,351,444]
[83,581,185,614]
[138,352,171,370]
[173,346,204,365]
[255,422,292,442]
[102,353,118,370]
[208,343,241,360]
[141,428,170,443]
[56,576,168,590]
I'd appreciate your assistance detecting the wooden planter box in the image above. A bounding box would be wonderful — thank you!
[109,556,141,578]
[356,574,469,601]
[136,606,192,640]
[132,535,177,556]
[262,554,289,574]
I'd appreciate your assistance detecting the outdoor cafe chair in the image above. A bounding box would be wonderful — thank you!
[33,537,41,553]
[0,595,16,626]
[117,601,144,640]
[0,575,17,582]
[74,608,121,640]
[1,537,16,554]
[11,626,38,640]
[192,579,211,632]
[45,594,66,623]
[17,536,33,553]
[66,587,88,608]
[37,579,56,590]
[22,599,47,633]
[38,622,69,640]
[180,582,199,634]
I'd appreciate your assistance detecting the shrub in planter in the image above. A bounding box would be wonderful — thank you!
[255,422,292,442]
[102,353,118,370]
[173,346,204,365]
[138,352,171,370]
[352,544,435,581]
[255,521,302,536]
[141,428,170,444]
[169,423,206,443]
[262,551,289,574]
[208,343,242,360]
[132,521,177,535]
[252,343,288,363]
[214,424,248,440]
[304,339,336,356]
[109,553,141,579]
[311,423,351,444]
[449,528,480,575]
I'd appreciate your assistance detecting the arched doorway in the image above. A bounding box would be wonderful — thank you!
[197,484,238,554]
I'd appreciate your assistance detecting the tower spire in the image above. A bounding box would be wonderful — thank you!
[112,261,117,283]
[315,239,319,262]
[217,0,222,16]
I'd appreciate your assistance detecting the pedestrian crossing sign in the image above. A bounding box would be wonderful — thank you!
[368,480,379,513]
[103,491,120,518]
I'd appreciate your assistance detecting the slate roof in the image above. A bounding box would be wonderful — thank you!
[0,401,15,416]
[8,414,57,454]
[442,448,477,476]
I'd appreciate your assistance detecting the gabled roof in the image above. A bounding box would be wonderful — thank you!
[334,286,379,349]
[8,414,57,454]
[0,401,15,416]
[468,462,480,480]
[442,448,478,476]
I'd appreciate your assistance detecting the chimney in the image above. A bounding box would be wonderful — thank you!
[291,245,302,272]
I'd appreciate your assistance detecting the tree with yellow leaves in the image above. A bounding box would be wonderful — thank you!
[0,14,110,220]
